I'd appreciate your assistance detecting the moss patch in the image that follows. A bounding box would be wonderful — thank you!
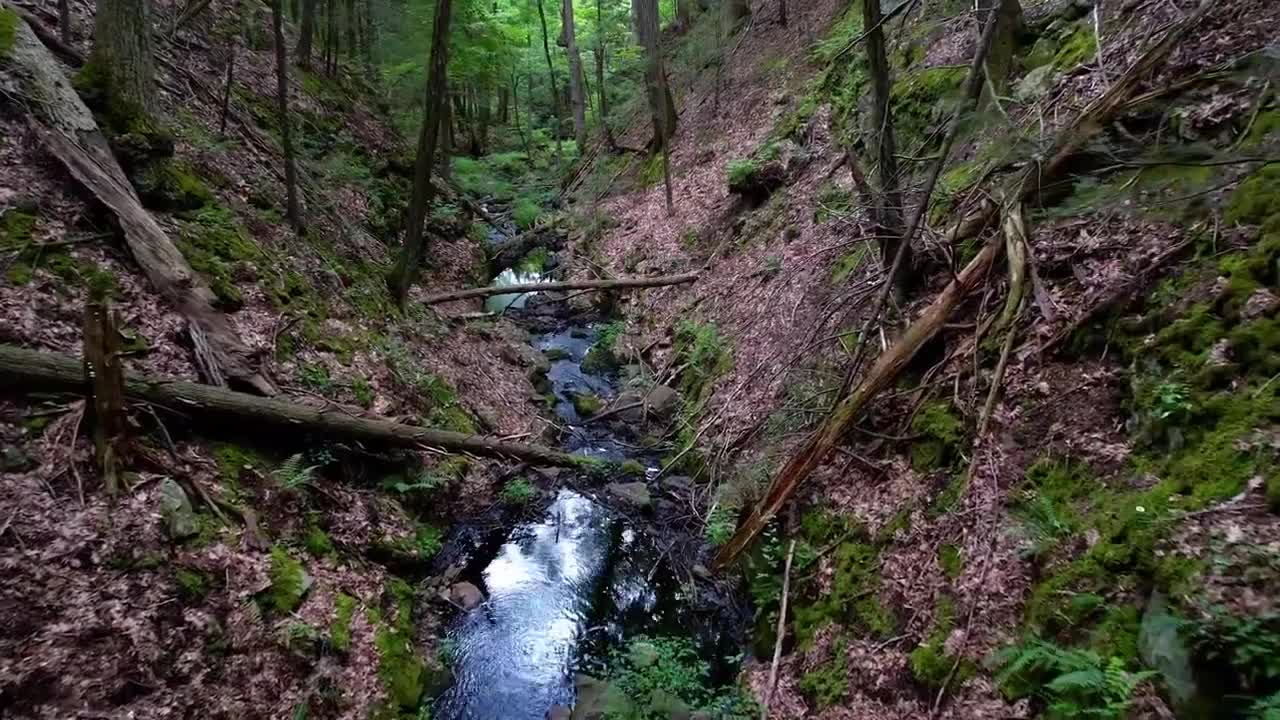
[264,546,308,615]
[0,7,18,58]
[792,513,897,646]
[371,578,427,710]
[176,204,263,310]
[910,595,974,689]
[330,593,357,653]
[910,401,965,471]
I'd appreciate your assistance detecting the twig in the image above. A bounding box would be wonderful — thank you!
[760,539,796,720]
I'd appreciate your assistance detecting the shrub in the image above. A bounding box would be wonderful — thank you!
[499,478,537,506]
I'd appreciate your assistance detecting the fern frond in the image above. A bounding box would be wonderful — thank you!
[273,453,317,489]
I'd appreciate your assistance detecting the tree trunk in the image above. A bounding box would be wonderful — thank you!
[592,0,617,150]
[297,0,315,67]
[344,0,355,56]
[83,297,127,498]
[497,86,510,124]
[440,85,453,182]
[863,0,907,297]
[562,0,588,150]
[86,0,157,121]
[723,0,749,33]
[633,0,675,212]
[977,0,1023,102]
[0,345,583,467]
[386,0,452,307]
[778,0,786,27]
[6,12,274,394]
[218,1,239,135]
[420,272,700,305]
[675,0,692,33]
[58,0,70,44]
[535,0,564,172]
[476,86,490,155]
[271,0,302,230]
[325,0,337,72]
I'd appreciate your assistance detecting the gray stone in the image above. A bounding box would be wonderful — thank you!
[571,675,613,720]
[1015,65,1057,102]
[606,482,652,509]
[159,478,198,540]
[546,705,572,720]
[448,581,485,610]
[644,385,680,418]
[1243,288,1279,320]
[661,475,693,495]
[0,447,33,472]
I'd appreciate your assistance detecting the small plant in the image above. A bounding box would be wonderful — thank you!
[726,158,757,188]
[704,501,737,547]
[298,362,334,392]
[1015,492,1074,559]
[603,635,753,718]
[498,478,537,506]
[1153,381,1193,420]
[993,638,1154,719]
[273,453,319,491]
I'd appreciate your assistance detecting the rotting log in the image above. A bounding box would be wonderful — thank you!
[421,273,700,306]
[3,7,276,395]
[83,298,127,497]
[0,344,584,467]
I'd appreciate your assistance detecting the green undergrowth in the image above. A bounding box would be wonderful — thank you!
[602,636,757,719]
[667,320,733,476]
[0,7,18,58]
[911,401,965,472]
[910,594,975,689]
[370,578,434,715]
[264,546,308,615]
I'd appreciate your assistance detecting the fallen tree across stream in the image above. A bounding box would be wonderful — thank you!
[420,272,700,305]
[0,344,583,467]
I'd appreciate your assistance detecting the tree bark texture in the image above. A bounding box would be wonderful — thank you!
[0,345,583,467]
[562,0,588,149]
[420,273,699,305]
[86,0,157,118]
[4,11,275,395]
[83,298,127,497]
[862,0,907,294]
[632,0,677,149]
[297,0,316,67]
[58,0,70,44]
[386,0,452,307]
[270,0,303,230]
[535,0,565,171]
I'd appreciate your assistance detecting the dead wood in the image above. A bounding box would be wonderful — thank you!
[83,297,127,498]
[421,272,700,305]
[3,10,276,395]
[6,4,83,65]
[0,344,585,467]
[760,539,797,720]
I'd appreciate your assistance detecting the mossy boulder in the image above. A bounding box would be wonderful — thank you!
[264,546,312,615]
[571,391,605,418]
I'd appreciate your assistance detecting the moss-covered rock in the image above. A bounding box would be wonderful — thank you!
[910,401,965,471]
[0,7,18,58]
[265,546,311,615]
[371,578,428,710]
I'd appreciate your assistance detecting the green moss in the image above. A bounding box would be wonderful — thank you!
[571,392,604,417]
[792,531,896,646]
[352,378,374,408]
[330,593,357,653]
[619,459,646,476]
[175,205,261,310]
[726,158,758,189]
[1226,163,1280,227]
[1052,22,1098,70]
[910,595,973,689]
[798,640,848,709]
[134,160,216,211]
[939,544,964,580]
[371,578,426,710]
[830,245,868,284]
[1089,605,1140,664]
[211,442,265,494]
[512,196,542,229]
[175,568,211,602]
[5,263,33,285]
[0,7,18,57]
[0,210,36,247]
[910,401,964,471]
[498,478,537,506]
[265,546,308,614]
[891,66,967,148]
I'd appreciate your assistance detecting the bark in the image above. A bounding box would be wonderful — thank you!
[58,0,70,45]
[675,0,692,32]
[778,0,786,27]
[977,0,1024,101]
[440,85,453,182]
[535,0,564,172]
[297,0,316,68]
[386,0,452,307]
[420,273,700,306]
[710,2,1215,569]
[562,0,588,149]
[7,4,83,66]
[344,0,355,56]
[218,0,239,136]
[633,0,675,212]
[86,0,157,118]
[325,0,337,73]
[83,298,127,498]
[6,14,274,394]
[270,0,302,230]
[0,345,584,467]
[592,13,617,150]
[497,86,510,124]
[863,0,907,295]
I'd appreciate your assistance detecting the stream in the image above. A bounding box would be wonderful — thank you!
[430,222,739,720]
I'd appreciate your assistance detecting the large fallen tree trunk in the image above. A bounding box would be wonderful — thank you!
[421,273,700,305]
[3,5,275,395]
[711,2,1214,569]
[0,344,583,466]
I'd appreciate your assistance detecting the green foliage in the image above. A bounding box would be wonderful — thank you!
[273,453,318,491]
[726,158,757,188]
[792,530,896,645]
[910,401,964,471]
[0,7,17,57]
[0,210,36,247]
[603,636,755,719]
[704,502,737,547]
[512,196,542,229]
[830,245,868,284]
[352,378,375,407]
[1226,163,1280,226]
[371,578,427,711]
[175,568,212,602]
[304,526,335,557]
[1188,610,1280,695]
[939,544,964,580]
[910,596,973,689]
[499,477,537,506]
[994,638,1154,719]
[266,546,308,615]
[1052,23,1098,70]
[175,204,262,310]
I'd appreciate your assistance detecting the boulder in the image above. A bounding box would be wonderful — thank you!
[571,392,605,418]
[0,447,33,472]
[571,675,613,720]
[1243,288,1278,320]
[1015,65,1057,102]
[644,385,680,418]
[606,482,652,510]
[546,706,572,720]
[159,478,198,540]
[448,581,485,611]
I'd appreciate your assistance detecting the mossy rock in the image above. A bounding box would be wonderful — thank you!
[132,160,215,212]
[581,346,619,374]
[264,546,311,615]
[1051,22,1097,70]
[910,402,964,471]
[571,392,605,418]
[0,209,36,247]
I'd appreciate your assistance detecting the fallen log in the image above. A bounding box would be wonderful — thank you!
[4,6,275,395]
[421,273,700,306]
[0,344,583,467]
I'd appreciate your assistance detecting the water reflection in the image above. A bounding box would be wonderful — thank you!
[484,269,544,314]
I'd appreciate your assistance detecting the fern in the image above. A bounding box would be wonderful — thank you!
[1015,492,1074,558]
[995,638,1152,719]
[273,453,318,490]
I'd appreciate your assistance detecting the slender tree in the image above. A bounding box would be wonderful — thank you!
[86,0,158,123]
[535,0,564,172]
[345,0,356,56]
[723,0,749,32]
[297,0,316,68]
[218,0,242,136]
[633,0,674,212]
[779,0,787,27]
[863,0,907,296]
[58,0,71,45]
[561,0,588,149]
[593,0,617,149]
[270,0,302,229]
[386,0,454,307]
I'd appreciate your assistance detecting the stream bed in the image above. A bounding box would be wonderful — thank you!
[431,259,739,718]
